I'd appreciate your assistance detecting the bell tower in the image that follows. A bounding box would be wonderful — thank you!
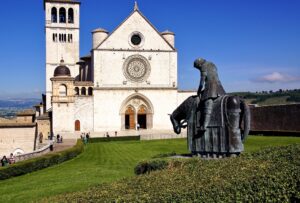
[44,0,80,109]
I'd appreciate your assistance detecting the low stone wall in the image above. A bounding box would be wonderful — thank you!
[250,104,300,134]
[141,132,186,140]
[15,141,53,162]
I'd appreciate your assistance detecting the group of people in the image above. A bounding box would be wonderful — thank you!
[105,131,119,137]
[56,134,63,143]
[1,153,15,167]
[80,132,90,144]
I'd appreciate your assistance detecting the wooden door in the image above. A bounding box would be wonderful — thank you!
[75,120,80,131]
[125,107,135,129]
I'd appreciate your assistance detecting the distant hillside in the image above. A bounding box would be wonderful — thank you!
[230,89,300,106]
[0,98,40,118]
[0,98,40,108]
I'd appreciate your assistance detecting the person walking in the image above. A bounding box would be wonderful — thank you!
[1,156,9,167]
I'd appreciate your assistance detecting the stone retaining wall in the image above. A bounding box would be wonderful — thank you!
[15,141,53,162]
[250,104,300,133]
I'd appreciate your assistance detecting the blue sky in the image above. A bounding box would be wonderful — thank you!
[0,0,299,99]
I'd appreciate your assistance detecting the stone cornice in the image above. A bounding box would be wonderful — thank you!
[74,81,94,86]
[94,87,178,91]
[94,48,176,53]
[45,26,79,30]
[50,77,75,81]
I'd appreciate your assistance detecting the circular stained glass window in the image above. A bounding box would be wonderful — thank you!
[123,55,151,82]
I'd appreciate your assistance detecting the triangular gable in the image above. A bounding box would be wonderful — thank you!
[95,9,175,51]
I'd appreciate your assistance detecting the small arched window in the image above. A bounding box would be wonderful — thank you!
[81,87,86,95]
[75,87,79,95]
[51,7,57,23]
[59,84,67,96]
[88,87,93,96]
[68,8,74,23]
[59,7,66,23]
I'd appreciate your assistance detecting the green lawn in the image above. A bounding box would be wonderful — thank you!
[0,136,300,202]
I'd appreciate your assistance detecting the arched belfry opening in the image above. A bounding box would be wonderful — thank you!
[51,7,57,23]
[59,7,66,23]
[68,8,74,23]
[120,94,153,130]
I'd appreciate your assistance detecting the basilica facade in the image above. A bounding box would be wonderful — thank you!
[44,0,194,136]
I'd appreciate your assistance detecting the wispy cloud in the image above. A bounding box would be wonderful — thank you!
[253,72,300,83]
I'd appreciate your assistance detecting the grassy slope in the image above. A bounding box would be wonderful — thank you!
[0,139,187,202]
[0,136,300,202]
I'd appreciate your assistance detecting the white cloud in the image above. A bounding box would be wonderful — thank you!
[254,72,300,83]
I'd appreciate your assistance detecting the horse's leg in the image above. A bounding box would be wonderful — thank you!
[226,96,244,154]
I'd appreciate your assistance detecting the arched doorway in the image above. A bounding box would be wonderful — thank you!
[125,106,135,129]
[120,94,153,130]
[138,105,147,129]
[75,120,80,131]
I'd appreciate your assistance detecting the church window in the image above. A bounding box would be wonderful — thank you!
[64,34,66,42]
[51,7,57,23]
[75,87,79,95]
[59,84,67,96]
[131,34,142,45]
[53,33,57,42]
[81,87,86,95]
[123,55,151,82]
[68,8,74,23]
[68,34,73,43]
[59,7,66,23]
[59,34,61,42]
[88,87,93,96]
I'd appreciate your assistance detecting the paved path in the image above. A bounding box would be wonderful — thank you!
[51,139,77,153]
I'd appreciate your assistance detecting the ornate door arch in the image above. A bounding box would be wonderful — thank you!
[120,94,153,130]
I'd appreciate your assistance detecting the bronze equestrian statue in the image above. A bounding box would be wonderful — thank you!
[170,58,250,158]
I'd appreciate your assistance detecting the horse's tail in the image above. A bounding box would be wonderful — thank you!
[240,99,251,141]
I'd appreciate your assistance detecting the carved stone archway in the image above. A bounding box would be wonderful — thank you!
[120,93,153,130]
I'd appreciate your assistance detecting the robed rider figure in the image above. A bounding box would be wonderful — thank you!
[194,58,226,131]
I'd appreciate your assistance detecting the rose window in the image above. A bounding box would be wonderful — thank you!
[123,55,150,82]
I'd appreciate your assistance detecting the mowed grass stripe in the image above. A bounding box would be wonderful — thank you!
[0,137,299,202]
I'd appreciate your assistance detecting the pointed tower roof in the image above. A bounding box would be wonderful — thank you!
[134,1,139,11]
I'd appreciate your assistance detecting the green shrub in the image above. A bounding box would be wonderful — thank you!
[89,135,140,143]
[48,144,300,202]
[0,140,84,180]
[134,159,168,175]
[151,151,177,158]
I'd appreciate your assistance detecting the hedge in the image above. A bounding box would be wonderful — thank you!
[0,139,84,180]
[89,135,140,143]
[47,144,300,202]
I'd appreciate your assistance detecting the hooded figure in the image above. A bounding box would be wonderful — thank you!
[194,58,226,130]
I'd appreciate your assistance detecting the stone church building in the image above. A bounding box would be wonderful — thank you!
[45,0,194,136]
